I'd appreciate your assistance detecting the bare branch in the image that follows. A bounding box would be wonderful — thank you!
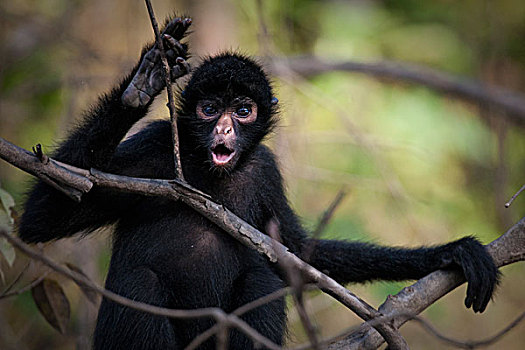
[216,324,230,350]
[293,310,525,350]
[186,286,316,350]
[3,136,524,349]
[90,171,409,349]
[292,311,416,350]
[270,56,525,126]
[330,217,525,349]
[0,137,407,349]
[0,138,92,201]
[410,311,525,349]
[184,325,219,350]
[312,187,348,239]
[0,271,50,300]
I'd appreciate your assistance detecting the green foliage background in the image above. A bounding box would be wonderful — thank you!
[0,0,523,349]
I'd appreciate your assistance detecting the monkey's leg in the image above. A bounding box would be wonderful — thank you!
[228,264,286,349]
[93,267,179,350]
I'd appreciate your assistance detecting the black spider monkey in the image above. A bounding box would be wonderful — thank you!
[17,17,499,349]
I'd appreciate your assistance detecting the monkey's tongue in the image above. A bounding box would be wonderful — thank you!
[212,145,235,165]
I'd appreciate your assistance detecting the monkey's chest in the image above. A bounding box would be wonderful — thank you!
[118,202,246,268]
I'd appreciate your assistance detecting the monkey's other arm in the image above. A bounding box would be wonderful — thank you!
[18,17,191,243]
[258,151,499,313]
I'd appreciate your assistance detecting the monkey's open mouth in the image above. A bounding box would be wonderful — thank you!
[211,144,235,165]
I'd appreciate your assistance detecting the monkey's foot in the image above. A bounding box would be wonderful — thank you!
[122,17,191,108]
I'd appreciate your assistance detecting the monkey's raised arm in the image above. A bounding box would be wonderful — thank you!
[54,17,190,170]
[18,18,190,243]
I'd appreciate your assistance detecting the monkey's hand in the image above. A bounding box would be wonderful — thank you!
[439,237,500,313]
[122,17,192,108]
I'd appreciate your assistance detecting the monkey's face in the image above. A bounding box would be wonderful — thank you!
[195,97,258,170]
[178,53,278,175]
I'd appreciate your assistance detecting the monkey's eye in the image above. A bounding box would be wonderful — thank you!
[202,105,218,116]
[235,106,252,118]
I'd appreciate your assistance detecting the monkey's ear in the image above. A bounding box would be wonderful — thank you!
[271,97,278,105]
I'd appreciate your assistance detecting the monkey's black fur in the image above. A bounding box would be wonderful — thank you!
[18,18,499,350]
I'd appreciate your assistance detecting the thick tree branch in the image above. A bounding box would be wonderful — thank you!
[0,137,407,349]
[0,138,92,201]
[3,136,524,348]
[270,56,525,126]
[92,169,409,348]
[3,136,524,349]
[329,217,525,349]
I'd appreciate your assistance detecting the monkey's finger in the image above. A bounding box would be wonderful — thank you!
[474,257,499,313]
[181,17,192,32]
[173,18,191,39]
[171,58,190,80]
[473,260,489,312]
[162,17,192,41]
[459,256,478,310]
[122,81,152,108]
[163,34,185,56]
[162,17,182,38]
[176,57,190,71]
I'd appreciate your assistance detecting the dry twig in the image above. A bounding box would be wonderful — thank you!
[505,184,525,208]
[312,187,348,239]
[144,0,185,180]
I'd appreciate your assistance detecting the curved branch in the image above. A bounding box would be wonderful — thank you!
[329,217,525,349]
[3,134,524,349]
[410,311,525,349]
[0,137,408,349]
[270,56,525,126]
[0,138,92,201]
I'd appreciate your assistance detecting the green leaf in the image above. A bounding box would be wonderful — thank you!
[0,187,17,267]
[0,237,16,267]
[0,188,15,224]
[0,211,12,229]
[0,210,15,267]
[31,279,70,334]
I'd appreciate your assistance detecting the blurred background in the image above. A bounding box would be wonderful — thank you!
[0,0,524,349]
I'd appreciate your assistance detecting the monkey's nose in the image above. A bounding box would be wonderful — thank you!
[216,125,233,135]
